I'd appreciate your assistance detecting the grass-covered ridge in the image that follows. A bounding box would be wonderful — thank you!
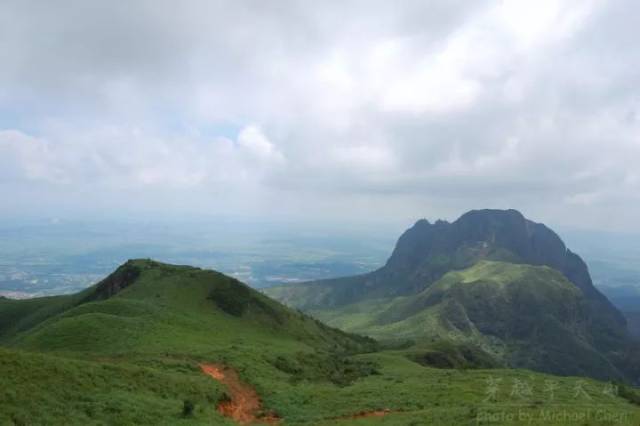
[1,259,375,354]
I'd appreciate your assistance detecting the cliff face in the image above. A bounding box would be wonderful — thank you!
[387,210,585,292]
[384,210,626,336]
[82,260,141,302]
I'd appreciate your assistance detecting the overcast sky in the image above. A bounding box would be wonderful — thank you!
[1,0,639,231]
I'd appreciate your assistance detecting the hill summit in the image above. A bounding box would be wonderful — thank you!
[0,259,375,354]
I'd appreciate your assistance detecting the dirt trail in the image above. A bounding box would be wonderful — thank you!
[339,408,393,420]
[200,363,279,425]
[348,409,392,419]
[200,363,395,424]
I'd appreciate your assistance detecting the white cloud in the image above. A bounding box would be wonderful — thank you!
[496,0,599,49]
[565,191,602,206]
[0,124,285,192]
[332,144,397,172]
[1,0,639,229]
[0,130,56,182]
[237,125,284,163]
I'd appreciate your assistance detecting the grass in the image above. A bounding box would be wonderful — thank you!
[0,347,230,425]
[3,345,640,425]
[308,261,627,380]
[1,259,640,425]
[312,261,582,335]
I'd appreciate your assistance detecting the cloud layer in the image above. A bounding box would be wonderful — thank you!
[1,0,639,229]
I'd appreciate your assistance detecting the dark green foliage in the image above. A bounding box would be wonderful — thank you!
[84,261,141,302]
[217,391,231,404]
[208,277,252,316]
[271,352,379,386]
[617,382,640,406]
[251,295,287,325]
[206,275,287,324]
[407,341,500,370]
[182,399,195,417]
[379,339,416,350]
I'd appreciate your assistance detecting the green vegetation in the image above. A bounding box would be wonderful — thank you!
[404,340,501,370]
[0,347,229,425]
[310,261,626,380]
[1,259,640,424]
[617,383,640,406]
[271,352,380,386]
[182,399,196,418]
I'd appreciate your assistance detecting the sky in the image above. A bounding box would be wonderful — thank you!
[1,0,639,231]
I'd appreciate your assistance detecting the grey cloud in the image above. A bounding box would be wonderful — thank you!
[0,0,639,230]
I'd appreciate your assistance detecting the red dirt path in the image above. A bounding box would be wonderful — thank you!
[346,409,392,419]
[200,363,395,424]
[200,363,279,425]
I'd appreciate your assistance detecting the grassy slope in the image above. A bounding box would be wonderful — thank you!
[311,261,581,338]
[1,260,640,425]
[3,346,640,426]
[0,290,91,342]
[2,260,373,354]
[0,347,231,425]
[311,261,623,380]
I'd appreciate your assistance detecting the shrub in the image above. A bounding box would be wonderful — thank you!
[182,399,195,417]
[617,382,640,406]
[208,279,251,316]
[217,392,232,404]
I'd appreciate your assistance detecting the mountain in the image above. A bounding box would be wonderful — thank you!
[266,209,633,381]
[2,258,640,424]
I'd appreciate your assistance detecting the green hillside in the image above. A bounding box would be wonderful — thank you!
[1,259,373,355]
[311,261,625,380]
[2,259,640,425]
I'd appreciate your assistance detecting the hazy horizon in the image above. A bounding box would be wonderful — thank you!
[2,209,640,302]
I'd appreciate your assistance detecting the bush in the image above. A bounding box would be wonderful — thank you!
[208,279,251,316]
[182,399,195,417]
[270,352,379,386]
[217,391,232,404]
[617,383,640,406]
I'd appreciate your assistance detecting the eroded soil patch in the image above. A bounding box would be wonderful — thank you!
[200,363,279,425]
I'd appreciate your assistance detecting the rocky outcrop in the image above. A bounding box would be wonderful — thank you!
[82,260,141,302]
